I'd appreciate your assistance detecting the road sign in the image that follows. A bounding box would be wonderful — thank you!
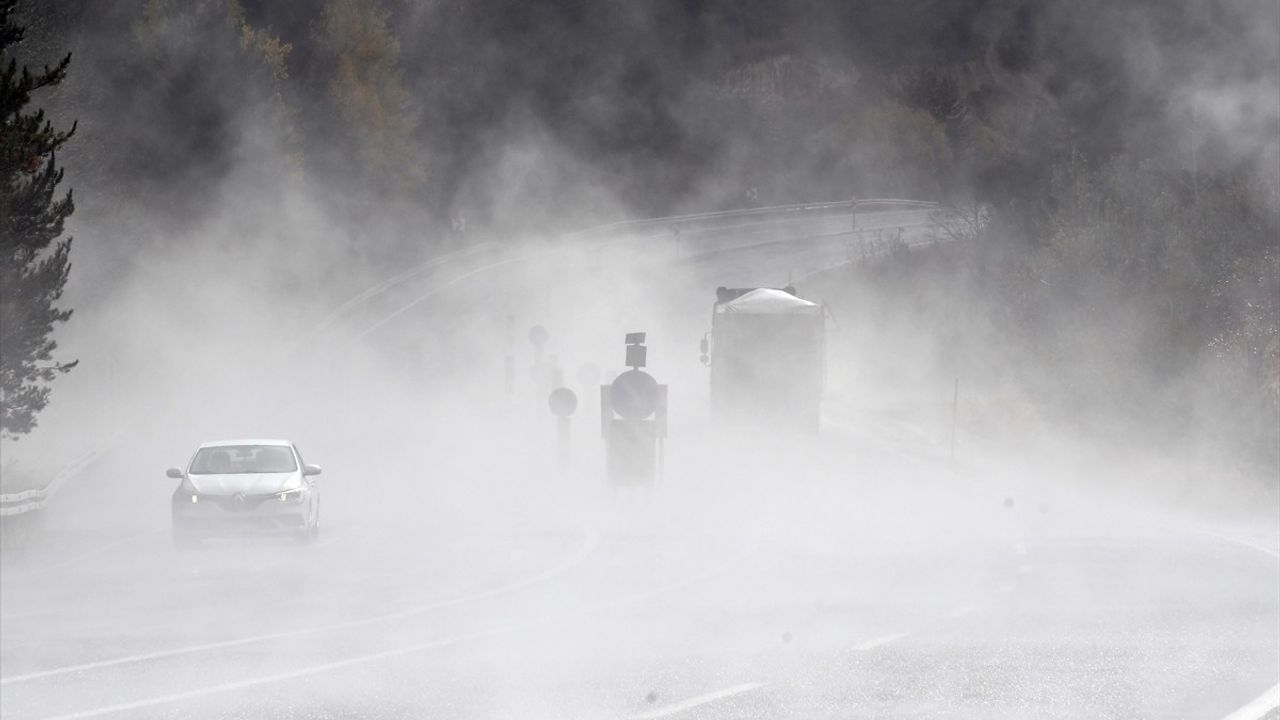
[610,369,659,420]
[548,387,578,417]
[606,418,655,483]
[624,331,647,368]
[528,325,548,347]
[626,344,647,368]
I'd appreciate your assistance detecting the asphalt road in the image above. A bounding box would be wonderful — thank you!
[2,206,1277,719]
[3,425,1276,720]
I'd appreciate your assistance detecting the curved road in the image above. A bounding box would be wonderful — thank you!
[1,205,1276,719]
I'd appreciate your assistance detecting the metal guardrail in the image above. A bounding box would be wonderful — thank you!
[346,198,949,341]
[0,449,106,517]
[562,198,940,241]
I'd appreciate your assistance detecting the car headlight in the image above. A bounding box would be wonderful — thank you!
[276,488,305,503]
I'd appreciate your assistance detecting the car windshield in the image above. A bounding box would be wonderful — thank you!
[189,445,297,474]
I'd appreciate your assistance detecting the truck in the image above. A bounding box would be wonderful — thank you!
[703,286,825,433]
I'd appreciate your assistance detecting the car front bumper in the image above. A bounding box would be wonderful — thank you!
[172,492,311,536]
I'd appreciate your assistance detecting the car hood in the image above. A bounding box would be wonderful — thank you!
[187,473,299,496]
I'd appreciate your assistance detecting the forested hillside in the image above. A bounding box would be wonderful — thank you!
[9,0,1277,476]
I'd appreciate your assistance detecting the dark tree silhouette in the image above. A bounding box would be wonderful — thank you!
[0,0,76,439]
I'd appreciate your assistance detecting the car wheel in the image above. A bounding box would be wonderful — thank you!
[294,519,319,544]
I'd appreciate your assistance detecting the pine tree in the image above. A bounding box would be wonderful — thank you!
[0,0,76,439]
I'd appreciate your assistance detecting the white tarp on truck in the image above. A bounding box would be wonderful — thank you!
[710,287,824,433]
[715,288,821,315]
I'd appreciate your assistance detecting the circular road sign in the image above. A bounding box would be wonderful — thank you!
[528,325,549,347]
[548,387,578,417]
[610,369,659,420]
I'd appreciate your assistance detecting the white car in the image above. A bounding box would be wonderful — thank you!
[166,439,321,546]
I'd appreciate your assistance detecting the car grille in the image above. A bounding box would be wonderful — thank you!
[208,493,274,512]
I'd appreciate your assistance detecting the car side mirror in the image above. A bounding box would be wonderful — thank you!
[303,464,322,476]
[166,467,185,479]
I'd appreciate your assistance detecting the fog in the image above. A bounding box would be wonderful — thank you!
[1,1,1277,718]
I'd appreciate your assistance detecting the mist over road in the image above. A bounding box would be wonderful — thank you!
[2,207,1277,719]
[3,429,1276,719]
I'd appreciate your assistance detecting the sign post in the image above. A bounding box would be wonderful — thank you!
[601,333,667,486]
[528,325,548,373]
[950,377,959,463]
[504,313,515,406]
[548,387,578,471]
[504,355,515,406]
[528,324,550,401]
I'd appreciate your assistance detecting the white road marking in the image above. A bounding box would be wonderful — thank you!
[1199,530,1280,559]
[852,632,908,651]
[35,627,510,720]
[1,523,598,685]
[28,537,745,720]
[1222,683,1280,720]
[1013,542,1029,556]
[949,605,976,618]
[1017,563,1034,574]
[630,683,765,720]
